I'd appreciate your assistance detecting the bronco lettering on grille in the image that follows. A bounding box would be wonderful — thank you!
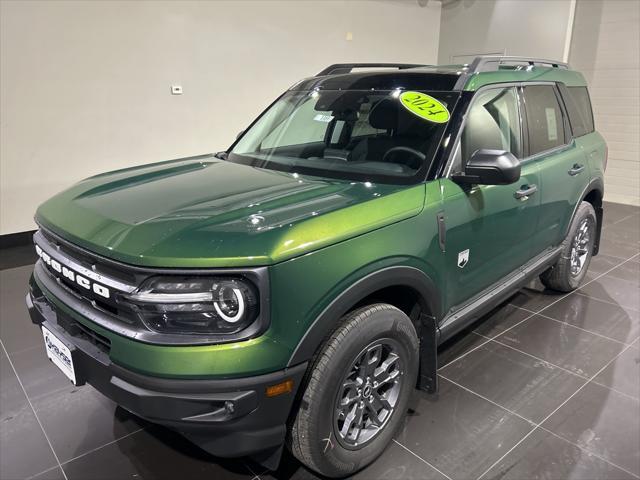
[35,244,111,299]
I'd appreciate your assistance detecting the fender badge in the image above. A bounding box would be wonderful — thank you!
[458,249,470,269]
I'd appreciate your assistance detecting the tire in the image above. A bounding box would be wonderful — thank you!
[540,201,597,292]
[288,304,419,478]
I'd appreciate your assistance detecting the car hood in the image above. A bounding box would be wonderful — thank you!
[36,156,425,267]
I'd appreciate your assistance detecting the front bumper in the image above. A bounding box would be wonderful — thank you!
[26,287,307,459]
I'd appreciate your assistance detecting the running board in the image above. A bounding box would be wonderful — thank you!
[438,246,563,343]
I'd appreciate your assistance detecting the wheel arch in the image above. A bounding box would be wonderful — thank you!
[286,266,441,368]
[574,177,604,255]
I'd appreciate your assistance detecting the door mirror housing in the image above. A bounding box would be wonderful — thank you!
[452,149,521,186]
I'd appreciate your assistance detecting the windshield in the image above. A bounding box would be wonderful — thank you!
[228,89,459,183]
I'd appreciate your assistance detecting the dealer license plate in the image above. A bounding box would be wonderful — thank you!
[42,326,76,384]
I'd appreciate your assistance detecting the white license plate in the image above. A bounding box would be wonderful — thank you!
[42,326,76,384]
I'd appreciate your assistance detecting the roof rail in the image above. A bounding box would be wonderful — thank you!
[316,63,428,76]
[467,55,569,72]
[453,55,570,89]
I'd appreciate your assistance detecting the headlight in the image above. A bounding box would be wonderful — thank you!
[124,276,259,335]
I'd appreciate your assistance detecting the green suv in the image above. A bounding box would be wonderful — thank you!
[27,56,606,477]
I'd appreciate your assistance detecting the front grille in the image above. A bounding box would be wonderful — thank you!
[57,311,112,355]
[40,229,138,285]
[35,228,142,325]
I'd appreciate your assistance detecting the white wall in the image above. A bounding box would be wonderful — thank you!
[0,0,441,235]
[438,0,573,64]
[569,0,640,206]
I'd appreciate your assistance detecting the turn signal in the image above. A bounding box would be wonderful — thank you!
[266,379,294,398]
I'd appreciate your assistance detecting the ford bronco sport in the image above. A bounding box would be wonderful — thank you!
[27,56,606,477]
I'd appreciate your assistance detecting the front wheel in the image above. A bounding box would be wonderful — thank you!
[288,304,419,478]
[540,201,597,292]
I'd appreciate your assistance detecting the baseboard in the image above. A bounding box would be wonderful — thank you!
[0,230,36,249]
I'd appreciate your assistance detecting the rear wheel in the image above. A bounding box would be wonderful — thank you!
[540,201,597,292]
[288,304,419,478]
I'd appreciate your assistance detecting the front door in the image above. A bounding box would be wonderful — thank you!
[440,86,541,313]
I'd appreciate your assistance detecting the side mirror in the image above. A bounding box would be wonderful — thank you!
[236,129,245,140]
[452,149,521,186]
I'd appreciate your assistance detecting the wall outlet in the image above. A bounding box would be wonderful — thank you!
[345,32,353,41]
[171,85,183,95]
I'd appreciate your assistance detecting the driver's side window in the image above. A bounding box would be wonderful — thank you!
[452,87,522,174]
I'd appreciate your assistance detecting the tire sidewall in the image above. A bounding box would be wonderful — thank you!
[565,203,597,289]
[302,306,419,477]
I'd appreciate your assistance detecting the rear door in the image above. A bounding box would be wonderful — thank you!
[560,84,606,184]
[440,86,541,312]
[522,84,590,254]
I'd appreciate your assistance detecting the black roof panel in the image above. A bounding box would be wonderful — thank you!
[291,70,461,92]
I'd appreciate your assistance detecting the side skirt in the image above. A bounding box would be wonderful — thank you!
[437,246,563,344]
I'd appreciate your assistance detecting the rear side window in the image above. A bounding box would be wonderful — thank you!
[523,85,567,155]
[565,86,595,137]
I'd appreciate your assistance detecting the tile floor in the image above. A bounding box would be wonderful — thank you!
[1,202,638,480]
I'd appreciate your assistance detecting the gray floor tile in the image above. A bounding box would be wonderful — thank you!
[508,283,567,313]
[258,442,449,480]
[30,384,146,463]
[438,303,533,370]
[10,344,72,400]
[603,203,640,225]
[472,303,533,337]
[437,330,487,369]
[584,253,628,279]
[603,222,640,246]
[0,265,42,355]
[592,346,640,400]
[396,378,533,480]
[541,292,640,345]
[579,273,640,311]
[607,261,640,285]
[483,427,637,480]
[541,382,640,477]
[597,237,640,260]
[0,348,59,480]
[440,341,585,424]
[495,314,626,378]
[62,426,253,480]
[29,466,67,480]
[352,442,449,480]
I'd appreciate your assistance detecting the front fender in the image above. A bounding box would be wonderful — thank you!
[286,264,441,367]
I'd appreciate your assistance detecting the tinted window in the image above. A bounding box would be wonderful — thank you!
[523,85,567,155]
[565,86,595,137]
[460,87,521,166]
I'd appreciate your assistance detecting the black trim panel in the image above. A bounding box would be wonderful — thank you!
[567,177,605,240]
[0,229,36,249]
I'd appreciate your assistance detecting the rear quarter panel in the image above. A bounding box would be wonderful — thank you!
[579,131,607,184]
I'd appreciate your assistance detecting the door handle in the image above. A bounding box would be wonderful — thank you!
[568,164,585,176]
[514,184,538,200]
